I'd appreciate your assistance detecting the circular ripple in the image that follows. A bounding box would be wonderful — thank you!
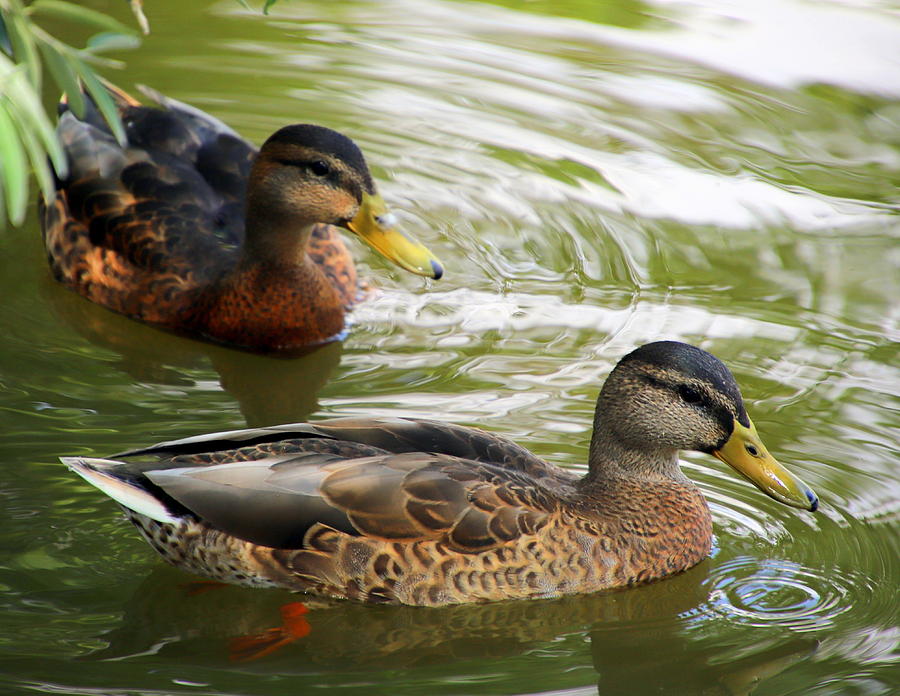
[704,557,860,632]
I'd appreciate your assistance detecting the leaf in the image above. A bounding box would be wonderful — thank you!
[128,0,150,35]
[5,10,40,87]
[0,96,29,226]
[28,0,137,37]
[11,96,55,202]
[0,0,140,227]
[0,53,67,177]
[3,52,67,201]
[72,55,125,144]
[86,31,142,54]
[37,40,84,117]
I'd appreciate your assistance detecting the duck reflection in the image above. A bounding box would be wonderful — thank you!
[45,282,342,426]
[86,560,815,694]
[589,610,817,696]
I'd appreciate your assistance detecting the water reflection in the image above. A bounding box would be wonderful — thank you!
[44,282,342,427]
[231,0,898,239]
[589,618,816,696]
[80,560,818,694]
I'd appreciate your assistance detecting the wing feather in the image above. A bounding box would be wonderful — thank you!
[100,417,567,554]
[129,447,557,553]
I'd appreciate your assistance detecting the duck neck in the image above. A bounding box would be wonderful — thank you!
[240,207,314,269]
[584,425,681,483]
[241,152,324,268]
[582,394,689,488]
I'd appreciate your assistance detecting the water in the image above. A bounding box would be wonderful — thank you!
[1,0,898,694]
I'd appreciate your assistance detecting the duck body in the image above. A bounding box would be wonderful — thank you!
[41,86,442,351]
[66,342,817,606]
[77,423,713,605]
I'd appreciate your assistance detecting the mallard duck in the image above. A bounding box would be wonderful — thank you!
[65,341,817,606]
[40,85,443,352]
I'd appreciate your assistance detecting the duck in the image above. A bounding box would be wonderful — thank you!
[64,341,818,606]
[40,84,443,352]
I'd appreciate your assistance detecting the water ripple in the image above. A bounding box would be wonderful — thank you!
[705,557,860,632]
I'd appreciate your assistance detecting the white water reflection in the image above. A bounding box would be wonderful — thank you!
[355,0,900,98]
[353,287,801,342]
[225,0,900,236]
[598,152,883,229]
[582,0,900,98]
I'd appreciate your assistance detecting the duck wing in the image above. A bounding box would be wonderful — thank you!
[102,417,570,551]
[117,416,568,485]
[123,448,558,553]
[43,87,256,299]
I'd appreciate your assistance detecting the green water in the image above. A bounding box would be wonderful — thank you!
[1,0,898,694]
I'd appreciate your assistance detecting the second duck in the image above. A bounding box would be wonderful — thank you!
[41,85,443,352]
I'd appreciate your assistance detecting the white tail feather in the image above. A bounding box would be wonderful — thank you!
[62,457,179,524]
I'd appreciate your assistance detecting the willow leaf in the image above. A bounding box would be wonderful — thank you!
[28,0,136,37]
[129,0,150,35]
[1,57,66,176]
[5,10,40,86]
[37,39,84,117]
[11,100,55,201]
[86,31,141,54]
[72,56,124,144]
[0,98,28,226]
[5,83,64,181]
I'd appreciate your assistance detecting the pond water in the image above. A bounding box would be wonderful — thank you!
[1,0,898,694]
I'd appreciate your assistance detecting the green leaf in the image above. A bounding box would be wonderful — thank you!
[37,40,84,117]
[263,0,279,14]
[5,10,40,86]
[11,97,55,201]
[86,31,142,54]
[28,0,137,37]
[0,97,29,226]
[72,55,125,144]
[0,53,67,176]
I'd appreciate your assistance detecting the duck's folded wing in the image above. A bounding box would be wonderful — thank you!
[118,90,256,247]
[135,85,243,146]
[117,416,566,483]
[48,87,256,281]
[114,422,346,458]
[73,83,255,218]
[138,450,557,553]
[141,452,360,547]
[319,453,557,551]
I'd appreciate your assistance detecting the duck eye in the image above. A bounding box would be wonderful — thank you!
[310,160,330,177]
[678,385,702,404]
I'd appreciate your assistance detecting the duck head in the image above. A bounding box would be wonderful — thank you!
[590,341,818,511]
[247,124,443,279]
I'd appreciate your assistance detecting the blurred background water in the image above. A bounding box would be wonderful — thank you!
[0,0,897,694]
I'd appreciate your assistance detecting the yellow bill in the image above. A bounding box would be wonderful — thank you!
[713,418,818,511]
[345,192,443,279]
